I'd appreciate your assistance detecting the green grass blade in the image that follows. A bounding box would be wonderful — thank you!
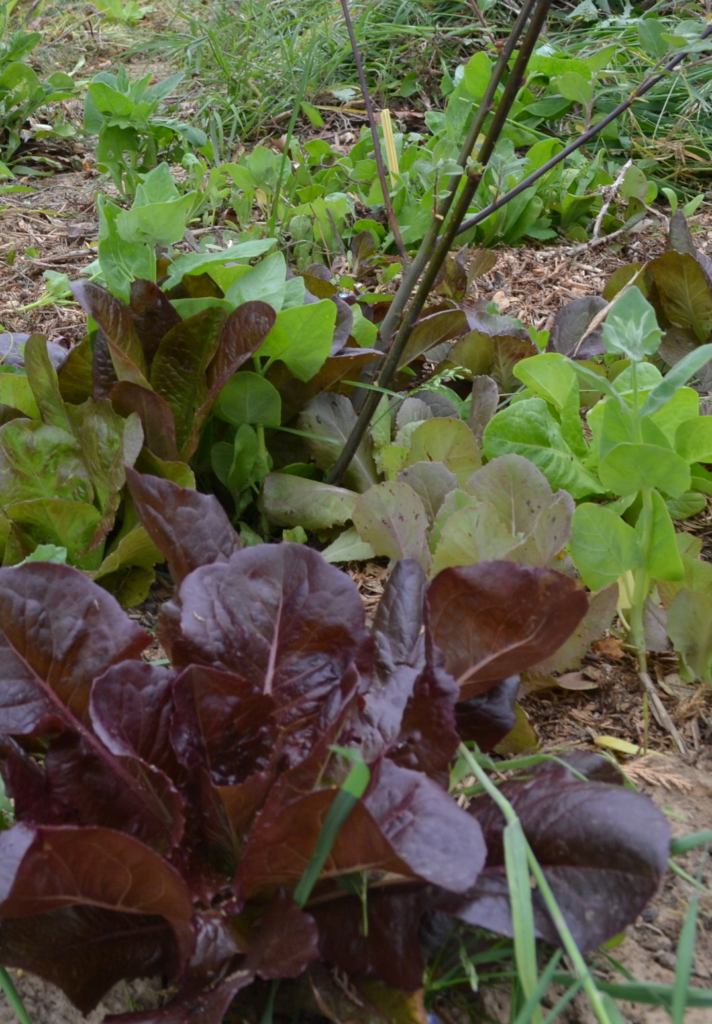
[292,761,370,908]
[512,951,562,1024]
[672,847,709,1024]
[0,967,32,1024]
[670,830,712,856]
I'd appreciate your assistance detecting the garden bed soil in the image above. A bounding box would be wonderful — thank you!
[1,175,711,1023]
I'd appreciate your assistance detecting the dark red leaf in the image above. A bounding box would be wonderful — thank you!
[90,661,182,783]
[372,559,426,671]
[363,759,485,893]
[0,563,148,732]
[126,469,241,585]
[207,301,277,392]
[71,281,150,391]
[449,760,671,950]
[129,280,182,367]
[149,307,228,454]
[0,907,180,1015]
[171,664,275,785]
[159,545,371,765]
[314,887,432,991]
[0,825,195,968]
[110,382,180,462]
[245,892,319,979]
[548,296,607,359]
[454,676,519,750]
[39,731,184,853]
[427,561,588,699]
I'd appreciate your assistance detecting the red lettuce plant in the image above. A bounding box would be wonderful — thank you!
[0,473,670,1023]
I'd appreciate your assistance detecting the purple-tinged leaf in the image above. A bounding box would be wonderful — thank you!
[330,296,354,354]
[427,561,588,699]
[450,760,670,950]
[111,382,180,462]
[397,462,458,522]
[171,664,275,786]
[529,583,618,675]
[266,349,379,424]
[71,281,151,389]
[397,310,468,370]
[182,301,278,457]
[38,731,184,853]
[126,468,241,585]
[149,307,228,454]
[454,675,519,750]
[388,655,460,780]
[372,559,426,671]
[548,296,607,359]
[668,210,712,287]
[90,661,182,783]
[299,393,379,493]
[245,892,319,979]
[353,482,431,571]
[0,563,148,731]
[363,759,485,893]
[468,375,498,442]
[159,545,371,764]
[649,251,712,344]
[234,785,406,898]
[0,906,181,1015]
[0,419,93,506]
[0,824,195,963]
[129,280,182,367]
[314,887,433,991]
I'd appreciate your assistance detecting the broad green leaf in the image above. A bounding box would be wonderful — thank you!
[5,498,101,562]
[260,300,336,381]
[429,488,478,552]
[463,51,492,97]
[212,423,259,494]
[23,335,70,430]
[213,371,281,427]
[666,492,707,520]
[555,71,593,106]
[299,393,378,493]
[262,473,357,530]
[353,481,431,570]
[570,503,643,591]
[321,526,376,563]
[602,288,662,360]
[465,452,556,533]
[483,398,604,499]
[674,416,712,464]
[430,500,518,576]
[641,344,712,416]
[667,590,712,683]
[397,461,458,523]
[513,352,578,413]
[637,490,684,581]
[598,443,690,497]
[224,251,287,311]
[116,193,196,246]
[568,359,625,407]
[369,394,393,453]
[96,194,154,304]
[405,418,481,486]
[66,400,143,541]
[378,444,409,481]
[162,240,277,292]
[94,525,162,580]
[649,386,699,443]
[0,369,39,419]
[591,396,671,464]
[0,420,93,505]
[513,352,585,456]
[150,307,228,453]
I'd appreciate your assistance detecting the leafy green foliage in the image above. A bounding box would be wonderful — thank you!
[84,66,207,196]
[0,475,670,1023]
[0,26,76,174]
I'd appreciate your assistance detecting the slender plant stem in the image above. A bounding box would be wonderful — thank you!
[338,0,408,263]
[455,22,712,237]
[326,0,552,485]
